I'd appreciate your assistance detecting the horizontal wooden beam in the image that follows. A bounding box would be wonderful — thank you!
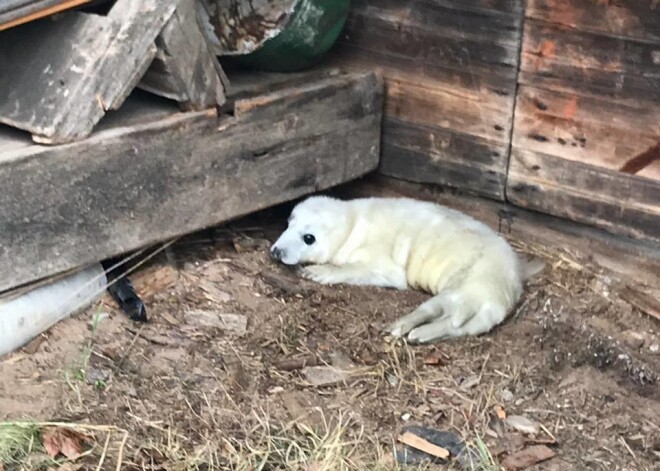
[0,72,383,292]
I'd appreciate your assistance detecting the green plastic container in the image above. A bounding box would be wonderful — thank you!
[235,0,351,72]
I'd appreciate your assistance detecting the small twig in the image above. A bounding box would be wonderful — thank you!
[115,431,129,471]
[94,431,112,471]
[539,423,557,444]
[619,436,636,460]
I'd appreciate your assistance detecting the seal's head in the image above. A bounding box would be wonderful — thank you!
[270,196,350,266]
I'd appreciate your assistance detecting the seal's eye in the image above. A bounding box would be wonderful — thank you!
[302,234,316,245]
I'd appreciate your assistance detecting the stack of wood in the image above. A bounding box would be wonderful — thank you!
[0,0,229,144]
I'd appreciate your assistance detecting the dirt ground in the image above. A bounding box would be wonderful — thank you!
[1,184,659,471]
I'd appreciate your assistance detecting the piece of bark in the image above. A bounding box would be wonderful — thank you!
[396,431,450,460]
[501,445,556,470]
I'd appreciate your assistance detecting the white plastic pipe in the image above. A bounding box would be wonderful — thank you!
[0,263,108,357]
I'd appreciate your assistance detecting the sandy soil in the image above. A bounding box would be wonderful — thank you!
[1,189,659,471]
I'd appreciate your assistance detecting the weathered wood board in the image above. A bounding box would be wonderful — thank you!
[0,0,94,31]
[508,0,660,243]
[0,0,176,144]
[330,0,524,200]
[138,0,229,110]
[0,72,383,292]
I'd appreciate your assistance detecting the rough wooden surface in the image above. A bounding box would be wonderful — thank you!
[508,0,660,243]
[138,0,229,110]
[0,0,93,31]
[0,72,383,292]
[331,0,524,200]
[0,0,176,144]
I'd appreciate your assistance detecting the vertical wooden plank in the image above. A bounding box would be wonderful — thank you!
[138,0,229,110]
[508,0,660,242]
[331,0,525,200]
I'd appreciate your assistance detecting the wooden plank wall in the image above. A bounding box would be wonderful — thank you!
[334,0,660,243]
[333,0,524,200]
[508,0,660,242]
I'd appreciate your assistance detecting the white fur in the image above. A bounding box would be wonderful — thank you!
[270,195,526,344]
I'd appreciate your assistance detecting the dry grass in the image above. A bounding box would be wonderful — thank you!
[3,204,658,470]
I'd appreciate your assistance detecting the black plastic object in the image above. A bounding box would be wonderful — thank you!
[101,256,147,322]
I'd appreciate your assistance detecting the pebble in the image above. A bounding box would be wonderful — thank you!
[500,389,514,403]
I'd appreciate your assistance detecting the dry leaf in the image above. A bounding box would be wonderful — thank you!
[397,431,450,459]
[423,353,442,365]
[494,405,507,420]
[42,427,88,460]
[501,445,556,470]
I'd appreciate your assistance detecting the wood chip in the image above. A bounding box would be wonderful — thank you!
[505,415,540,435]
[275,354,323,371]
[186,310,247,334]
[396,431,450,460]
[423,353,443,365]
[501,445,556,470]
[302,366,351,387]
[22,334,46,354]
[198,279,232,303]
[261,271,305,295]
[620,286,660,322]
[133,264,178,301]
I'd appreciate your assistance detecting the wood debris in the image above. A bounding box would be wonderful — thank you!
[396,431,450,460]
[302,366,352,387]
[501,445,556,470]
[620,286,660,323]
[505,415,540,435]
[185,310,247,335]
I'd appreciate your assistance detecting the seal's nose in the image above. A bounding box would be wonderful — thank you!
[270,246,284,261]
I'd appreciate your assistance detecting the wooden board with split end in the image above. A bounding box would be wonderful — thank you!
[0,72,383,292]
[509,2,660,243]
[330,0,524,200]
[138,0,229,111]
[0,0,177,144]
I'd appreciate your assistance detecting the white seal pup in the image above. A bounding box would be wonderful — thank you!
[270,195,537,344]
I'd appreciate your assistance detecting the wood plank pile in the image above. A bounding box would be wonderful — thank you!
[334,0,660,244]
[0,0,384,293]
[0,0,228,144]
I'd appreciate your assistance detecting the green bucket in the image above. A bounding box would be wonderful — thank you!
[234,0,351,72]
